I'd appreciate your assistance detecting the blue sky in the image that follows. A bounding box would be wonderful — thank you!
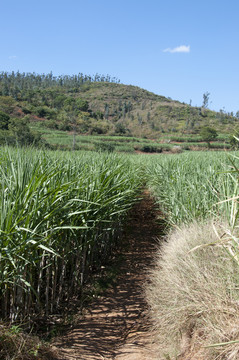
[1,0,239,113]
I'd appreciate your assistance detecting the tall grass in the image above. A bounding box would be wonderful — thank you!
[0,147,141,321]
[145,151,237,225]
[146,220,239,360]
[145,151,239,359]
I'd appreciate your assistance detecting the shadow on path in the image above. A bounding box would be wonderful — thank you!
[54,191,165,360]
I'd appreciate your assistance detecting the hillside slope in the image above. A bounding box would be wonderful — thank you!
[77,82,238,137]
[0,72,238,141]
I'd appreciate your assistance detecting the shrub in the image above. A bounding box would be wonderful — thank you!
[0,111,10,130]
[200,126,218,147]
[21,106,32,114]
[135,145,162,153]
[95,142,115,152]
[114,123,129,135]
[35,106,57,119]
[45,120,59,129]
[140,145,158,153]
[171,145,182,153]
[0,323,57,359]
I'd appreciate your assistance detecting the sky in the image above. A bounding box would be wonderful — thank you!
[1,0,239,113]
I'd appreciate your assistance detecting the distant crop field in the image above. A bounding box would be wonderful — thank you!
[30,122,232,153]
[144,151,238,225]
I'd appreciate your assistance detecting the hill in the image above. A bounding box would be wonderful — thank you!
[0,71,238,150]
[76,82,238,137]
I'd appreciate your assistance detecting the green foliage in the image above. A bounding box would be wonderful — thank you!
[229,133,239,149]
[53,94,67,109]
[0,110,10,130]
[95,142,115,152]
[200,126,218,146]
[8,117,42,146]
[0,96,15,113]
[202,91,210,108]
[0,117,45,147]
[139,145,162,153]
[35,106,57,119]
[63,97,76,110]
[45,120,59,129]
[114,123,130,135]
[22,106,32,114]
[145,151,232,225]
[0,148,141,321]
[92,110,104,120]
[75,98,89,111]
[90,121,109,135]
[0,71,238,142]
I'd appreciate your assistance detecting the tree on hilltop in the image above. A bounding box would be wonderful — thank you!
[202,92,210,108]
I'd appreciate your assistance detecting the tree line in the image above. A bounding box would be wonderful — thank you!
[0,71,124,146]
[0,71,120,98]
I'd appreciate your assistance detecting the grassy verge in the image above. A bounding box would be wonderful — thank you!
[146,220,239,359]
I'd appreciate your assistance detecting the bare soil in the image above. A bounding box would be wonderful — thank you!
[53,191,164,360]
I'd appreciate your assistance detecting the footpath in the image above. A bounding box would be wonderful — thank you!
[53,192,163,360]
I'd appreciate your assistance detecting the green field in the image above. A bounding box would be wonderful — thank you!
[0,147,141,321]
[0,146,238,327]
[29,121,232,153]
[144,151,236,225]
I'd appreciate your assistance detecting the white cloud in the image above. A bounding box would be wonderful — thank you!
[8,55,17,59]
[163,45,190,53]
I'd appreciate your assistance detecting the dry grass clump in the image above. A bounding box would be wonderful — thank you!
[0,323,57,360]
[171,146,182,154]
[146,220,239,360]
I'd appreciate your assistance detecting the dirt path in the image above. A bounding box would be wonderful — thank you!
[53,192,164,360]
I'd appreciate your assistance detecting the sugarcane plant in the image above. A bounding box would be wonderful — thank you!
[0,147,141,322]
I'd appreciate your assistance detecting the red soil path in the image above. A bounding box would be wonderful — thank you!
[53,192,164,360]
